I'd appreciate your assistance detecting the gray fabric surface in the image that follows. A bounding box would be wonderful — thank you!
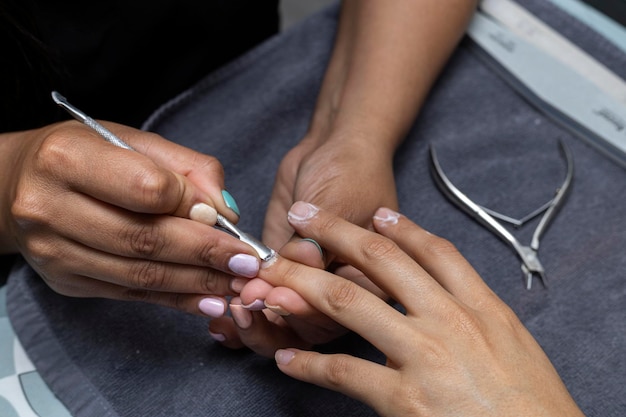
[7,1,626,416]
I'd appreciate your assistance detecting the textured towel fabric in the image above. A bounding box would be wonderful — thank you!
[7,1,626,416]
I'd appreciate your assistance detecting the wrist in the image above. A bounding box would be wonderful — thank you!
[304,118,402,162]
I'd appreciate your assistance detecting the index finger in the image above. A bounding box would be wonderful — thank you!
[258,253,412,360]
[113,123,239,222]
[43,123,220,224]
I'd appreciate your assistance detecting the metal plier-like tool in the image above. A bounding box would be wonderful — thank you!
[430,142,574,290]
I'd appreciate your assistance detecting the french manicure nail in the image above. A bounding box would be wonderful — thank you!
[198,298,226,318]
[209,331,226,342]
[221,190,240,217]
[264,302,290,316]
[242,299,266,311]
[189,203,218,225]
[373,207,400,226]
[275,349,295,365]
[288,202,319,223]
[230,304,252,329]
[228,254,260,278]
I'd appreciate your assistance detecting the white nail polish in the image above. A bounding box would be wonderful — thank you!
[190,203,218,226]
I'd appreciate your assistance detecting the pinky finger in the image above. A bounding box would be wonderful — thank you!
[275,349,397,413]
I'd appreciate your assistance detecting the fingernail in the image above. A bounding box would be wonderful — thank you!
[373,207,400,226]
[288,202,319,223]
[264,302,290,316]
[230,278,247,293]
[260,253,279,270]
[242,299,266,311]
[190,203,218,225]
[198,297,226,318]
[230,303,252,329]
[275,349,295,365]
[221,190,240,217]
[228,254,259,278]
[301,238,324,259]
[209,331,226,342]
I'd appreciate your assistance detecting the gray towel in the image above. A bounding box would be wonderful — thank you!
[7,1,626,416]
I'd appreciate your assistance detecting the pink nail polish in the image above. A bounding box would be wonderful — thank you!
[228,254,260,278]
[209,331,226,342]
[230,304,252,329]
[198,298,225,318]
[275,349,295,365]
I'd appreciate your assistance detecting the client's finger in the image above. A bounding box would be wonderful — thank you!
[283,201,449,315]
[275,349,396,415]
[373,207,500,310]
[259,247,415,359]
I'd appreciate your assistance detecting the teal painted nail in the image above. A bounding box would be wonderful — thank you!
[221,190,240,217]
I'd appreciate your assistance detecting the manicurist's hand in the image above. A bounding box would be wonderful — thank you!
[265,202,584,417]
[0,121,260,317]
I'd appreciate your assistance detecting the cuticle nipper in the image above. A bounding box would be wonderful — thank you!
[430,141,574,290]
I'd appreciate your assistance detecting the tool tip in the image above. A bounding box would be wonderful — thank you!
[51,91,65,104]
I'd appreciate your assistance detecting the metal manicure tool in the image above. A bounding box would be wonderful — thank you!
[51,91,275,261]
[429,141,574,290]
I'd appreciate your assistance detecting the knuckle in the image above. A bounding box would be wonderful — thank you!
[360,235,399,263]
[198,271,222,294]
[200,155,225,178]
[390,384,424,416]
[24,238,60,267]
[447,306,484,340]
[128,261,169,290]
[33,131,76,174]
[321,355,352,388]
[421,234,459,259]
[194,239,222,267]
[313,214,342,238]
[130,166,178,211]
[123,221,165,258]
[490,303,525,332]
[172,293,192,313]
[11,193,40,228]
[324,280,362,315]
[11,181,55,232]
[277,261,305,287]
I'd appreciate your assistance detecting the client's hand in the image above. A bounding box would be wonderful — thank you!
[267,202,582,416]
[208,137,395,351]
